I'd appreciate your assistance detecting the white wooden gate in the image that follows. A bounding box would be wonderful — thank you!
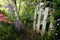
[33,2,51,36]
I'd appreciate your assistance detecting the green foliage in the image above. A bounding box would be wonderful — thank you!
[0,23,12,40]
[19,0,36,28]
[0,22,22,40]
[0,0,60,40]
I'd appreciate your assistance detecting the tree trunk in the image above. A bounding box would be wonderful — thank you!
[14,2,20,32]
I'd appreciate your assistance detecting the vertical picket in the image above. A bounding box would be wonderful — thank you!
[41,7,49,36]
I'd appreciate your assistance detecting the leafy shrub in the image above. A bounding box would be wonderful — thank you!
[0,12,16,40]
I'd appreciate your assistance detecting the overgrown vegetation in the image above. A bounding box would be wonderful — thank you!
[0,0,60,40]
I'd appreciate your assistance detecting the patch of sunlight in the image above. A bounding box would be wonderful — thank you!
[0,0,2,2]
[0,0,6,5]
[0,7,5,10]
[19,2,27,16]
[21,2,25,6]
[5,8,9,13]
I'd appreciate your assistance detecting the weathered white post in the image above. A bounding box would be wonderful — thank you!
[41,7,49,36]
[36,2,44,32]
[37,7,43,32]
[33,4,39,31]
[33,2,45,32]
[33,12,36,30]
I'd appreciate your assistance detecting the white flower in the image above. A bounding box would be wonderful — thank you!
[55,33,58,35]
[57,23,59,26]
[57,19,60,21]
